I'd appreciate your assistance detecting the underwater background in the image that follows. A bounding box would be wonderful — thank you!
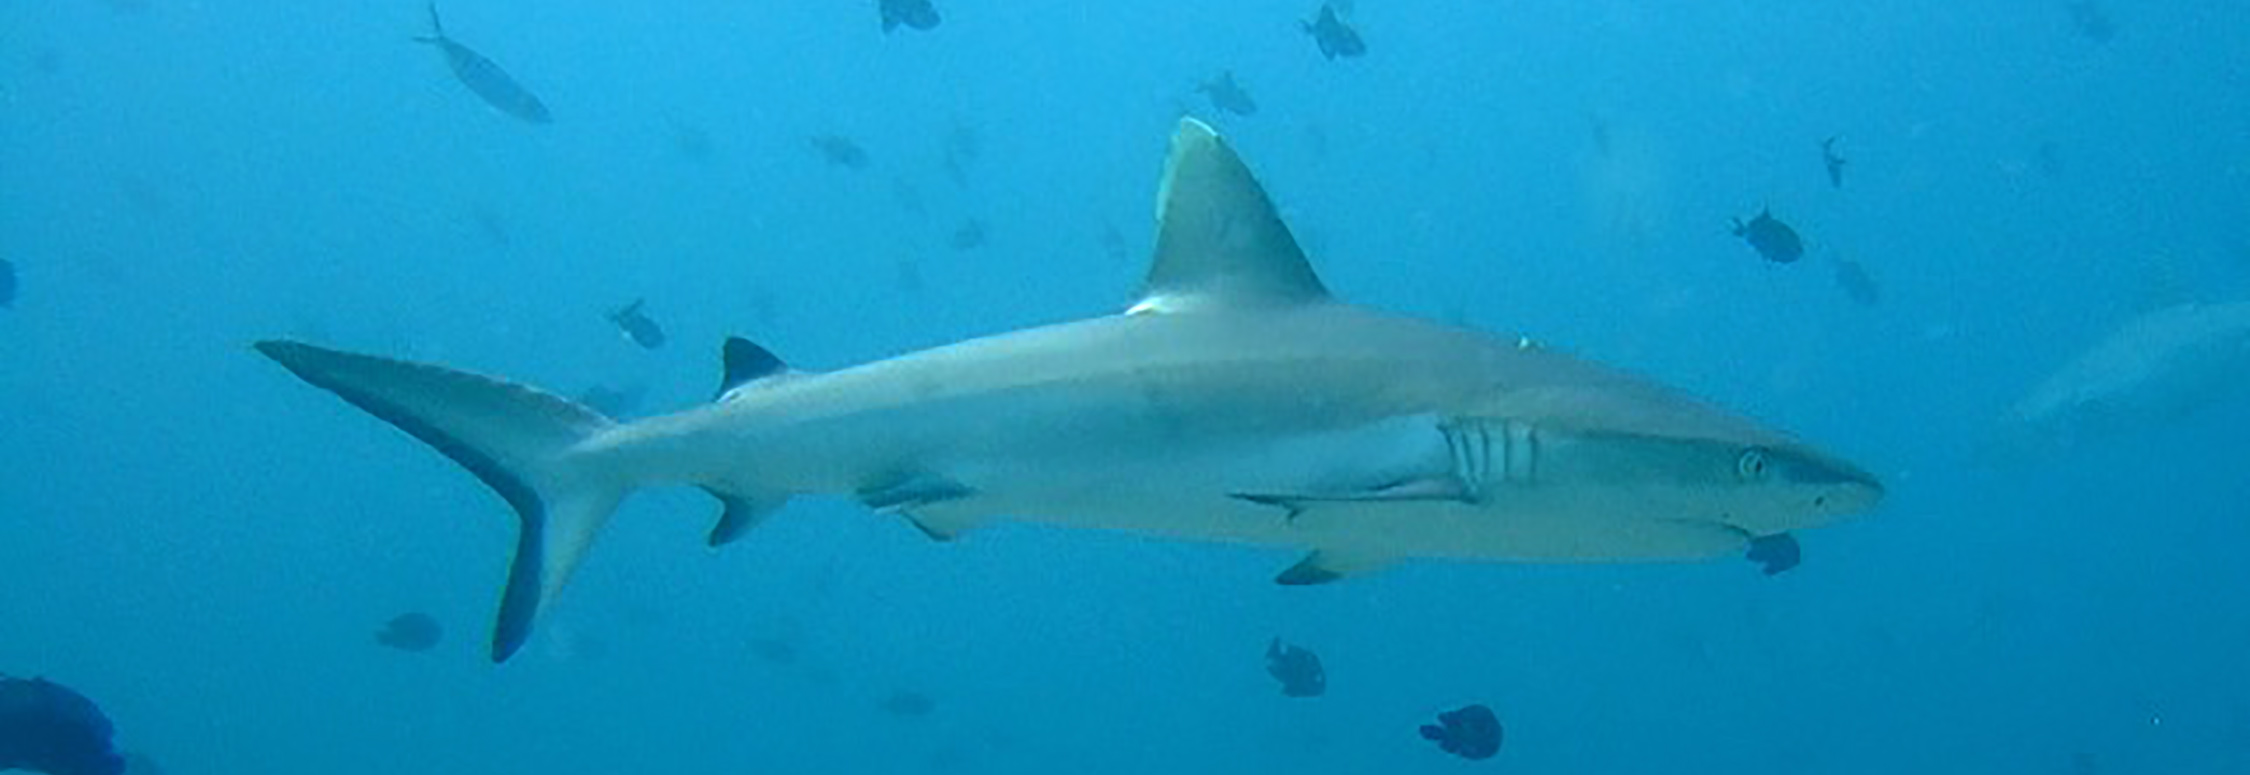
[3,1,2246,772]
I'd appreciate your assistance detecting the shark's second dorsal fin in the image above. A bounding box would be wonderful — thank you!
[716,336,788,399]
[1132,118,1329,314]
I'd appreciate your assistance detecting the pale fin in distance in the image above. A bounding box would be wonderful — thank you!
[1132,118,1330,314]
[256,340,622,663]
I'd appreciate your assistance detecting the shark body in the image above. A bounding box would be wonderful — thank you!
[260,119,1882,662]
[2004,300,2250,445]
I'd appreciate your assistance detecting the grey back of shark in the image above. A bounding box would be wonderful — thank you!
[415,3,551,124]
[256,118,1881,663]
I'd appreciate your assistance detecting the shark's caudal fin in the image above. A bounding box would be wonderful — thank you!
[255,340,623,663]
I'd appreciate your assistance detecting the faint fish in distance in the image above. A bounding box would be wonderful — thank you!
[415,3,552,124]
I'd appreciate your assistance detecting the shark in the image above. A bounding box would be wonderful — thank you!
[2002,300,2250,448]
[257,118,1883,662]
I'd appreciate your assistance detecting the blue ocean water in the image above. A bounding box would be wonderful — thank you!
[3,1,2246,773]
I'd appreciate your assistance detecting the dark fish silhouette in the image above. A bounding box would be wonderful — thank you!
[1,258,15,308]
[880,689,935,718]
[1833,257,1880,306]
[880,0,941,33]
[811,135,870,170]
[608,299,666,350]
[950,219,988,251]
[1731,209,1804,264]
[941,122,980,187]
[2066,2,2117,44]
[414,3,551,124]
[1197,70,1259,117]
[1419,703,1502,761]
[0,675,126,775]
[375,612,444,652]
[1263,637,1326,697]
[1302,3,1366,60]
[1745,532,1801,575]
[1821,136,1846,189]
[575,383,646,418]
[746,637,798,666]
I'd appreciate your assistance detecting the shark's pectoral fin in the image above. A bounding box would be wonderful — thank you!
[1233,477,1474,520]
[859,474,981,541]
[1745,532,1801,576]
[900,510,984,542]
[1275,548,1397,585]
[701,487,789,548]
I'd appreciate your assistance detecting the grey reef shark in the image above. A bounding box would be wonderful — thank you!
[257,119,1884,662]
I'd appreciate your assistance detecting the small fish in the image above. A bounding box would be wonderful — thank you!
[575,383,646,418]
[1099,223,1128,263]
[375,612,444,652]
[879,0,941,34]
[949,218,988,251]
[1197,70,1259,117]
[1833,257,1880,306]
[1745,533,1801,575]
[414,3,552,124]
[670,120,715,163]
[607,299,667,350]
[2066,1,2117,44]
[1263,637,1326,698]
[746,637,798,666]
[1419,703,1503,761]
[1301,3,1366,60]
[1731,208,1804,264]
[1821,136,1847,189]
[0,258,15,308]
[942,122,980,187]
[811,134,870,170]
[0,675,126,775]
[880,689,935,718]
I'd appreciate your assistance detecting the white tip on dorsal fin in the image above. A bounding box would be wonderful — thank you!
[1131,117,1329,315]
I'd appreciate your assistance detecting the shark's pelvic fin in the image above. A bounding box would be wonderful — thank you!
[702,487,787,547]
[858,474,980,541]
[716,336,789,399]
[256,340,624,663]
[1133,117,1329,315]
[1275,547,1396,585]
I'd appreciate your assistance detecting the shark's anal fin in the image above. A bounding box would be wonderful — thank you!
[860,475,981,541]
[701,487,788,547]
[1275,548,1395,586]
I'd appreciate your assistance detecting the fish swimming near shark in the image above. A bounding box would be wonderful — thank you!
[256,118,1883,663]
[2001,300,2250,449]
[414,3,551,124]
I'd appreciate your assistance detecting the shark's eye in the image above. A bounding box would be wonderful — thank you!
[1736,448,1771,481]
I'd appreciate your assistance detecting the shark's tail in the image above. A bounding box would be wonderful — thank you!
[256,340,626,662]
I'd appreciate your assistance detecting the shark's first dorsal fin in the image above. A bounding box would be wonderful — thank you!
[716,336,788,399]
[1132,118,1329,314]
